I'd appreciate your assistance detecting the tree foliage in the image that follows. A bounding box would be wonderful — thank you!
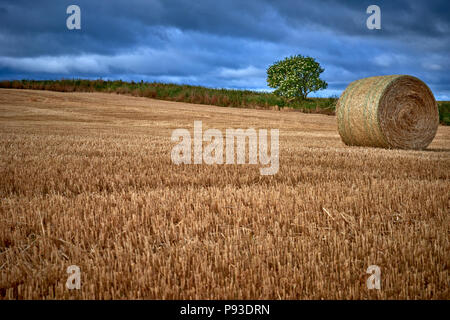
[267,55,328,100]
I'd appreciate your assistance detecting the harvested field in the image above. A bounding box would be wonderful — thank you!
[0,88,449,299]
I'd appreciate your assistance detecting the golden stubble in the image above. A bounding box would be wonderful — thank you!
[0,89,449,299]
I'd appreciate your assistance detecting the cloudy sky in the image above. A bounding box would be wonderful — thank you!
[0,0,449,98]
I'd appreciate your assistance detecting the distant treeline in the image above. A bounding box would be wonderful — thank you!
[0,79,337,115]
[0,79,449,124]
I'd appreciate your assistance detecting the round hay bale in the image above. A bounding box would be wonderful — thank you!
[336,75,439,150]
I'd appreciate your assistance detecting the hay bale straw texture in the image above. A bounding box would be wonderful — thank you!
[336,75,439,150]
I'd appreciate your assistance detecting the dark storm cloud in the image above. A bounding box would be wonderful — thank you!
[0,0,449,98]
[275,0,450,38]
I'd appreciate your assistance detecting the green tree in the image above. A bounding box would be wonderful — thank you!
[267,55,328,100]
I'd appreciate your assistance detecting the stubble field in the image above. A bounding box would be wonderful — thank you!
[0,88,449,299]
